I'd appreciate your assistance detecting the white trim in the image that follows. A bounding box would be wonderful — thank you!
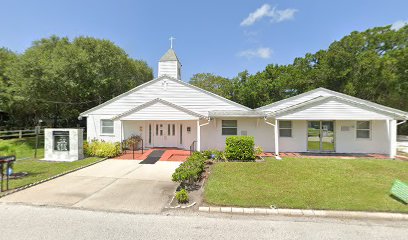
[278,120,293,138]
[356,120,372,140]
[100,119,114,135]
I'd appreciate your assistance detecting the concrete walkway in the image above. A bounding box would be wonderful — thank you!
[0,159,181,213]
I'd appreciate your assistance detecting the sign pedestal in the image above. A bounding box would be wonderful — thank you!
[43,128,84,162]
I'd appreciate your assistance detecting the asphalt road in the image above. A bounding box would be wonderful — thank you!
[1,204,407,240]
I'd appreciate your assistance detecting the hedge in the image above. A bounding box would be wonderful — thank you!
[224,136,255,161]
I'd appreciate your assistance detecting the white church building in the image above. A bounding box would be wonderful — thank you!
[80,48,408,158]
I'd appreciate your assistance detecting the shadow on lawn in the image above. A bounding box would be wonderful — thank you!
[389,194,408,205]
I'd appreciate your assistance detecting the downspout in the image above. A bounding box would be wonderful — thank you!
[196,118,211,152]
[264,117,282,160]
[397,120,407,126]
[200,118,211,127]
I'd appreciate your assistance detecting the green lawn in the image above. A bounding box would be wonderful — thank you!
[0,137,103,193]
[3,157,103,192]
[0,137,44,160]
[205,158,408,213]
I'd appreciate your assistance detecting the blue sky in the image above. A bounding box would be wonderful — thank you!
[1,0,407,81]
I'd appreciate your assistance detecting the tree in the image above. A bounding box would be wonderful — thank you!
[0,48,17,113]
[5,35,153,127]
[190,73,235,99]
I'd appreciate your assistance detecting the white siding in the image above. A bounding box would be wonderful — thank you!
[120,102,199,121]
[278,100,391,120]
[87,77,247,116]
[158,61,181,79]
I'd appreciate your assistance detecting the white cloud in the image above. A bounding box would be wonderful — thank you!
[391,20,408,31]
[240,4,298,26]
[238,47,272,59]
[273,8,298,23]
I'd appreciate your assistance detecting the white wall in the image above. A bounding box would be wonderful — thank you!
[279,120,307,152]
[200,118,275,152]
[86,115,121,143]
[335,120,390,154]
[87,115,395,156]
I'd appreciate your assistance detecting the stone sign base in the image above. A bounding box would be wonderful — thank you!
[43,128,84,162]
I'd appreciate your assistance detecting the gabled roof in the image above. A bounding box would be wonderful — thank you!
[209,110,265,118]
[258,87,408,119]
[112,98,207,120]
[267,95,407,120]
[159,49,180,62]
[79,75,251,116]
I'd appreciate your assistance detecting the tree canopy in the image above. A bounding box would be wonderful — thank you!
[0,36,153,127]
[190,24,408,112]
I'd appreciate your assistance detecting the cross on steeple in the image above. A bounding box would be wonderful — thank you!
[169,36,176,49]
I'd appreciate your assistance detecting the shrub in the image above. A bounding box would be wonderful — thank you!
[172,152,206,186]
[254,146,264,156]
[225,136,255,161]
[84,140,121,158]
[202,149,225,161]
[175,188,189,203]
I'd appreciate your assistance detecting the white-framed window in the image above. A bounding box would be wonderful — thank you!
[101,119,114,134]
[222,120,237,135]
[356,121,371,139]
[279,120,292,137]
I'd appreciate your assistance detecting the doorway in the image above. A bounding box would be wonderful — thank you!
[153,122,178,147]
[307,121,335,152]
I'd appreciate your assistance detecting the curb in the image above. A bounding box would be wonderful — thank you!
[198,206,408,221]
[0,157,108,198]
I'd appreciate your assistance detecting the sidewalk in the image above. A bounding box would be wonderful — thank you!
[199,206,408,220]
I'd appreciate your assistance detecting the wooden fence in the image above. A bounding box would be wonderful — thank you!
[0,128,44,139]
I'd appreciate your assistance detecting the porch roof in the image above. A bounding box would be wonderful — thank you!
[209,110,265,118]
[267,96,408,120]
[112,98,207,121]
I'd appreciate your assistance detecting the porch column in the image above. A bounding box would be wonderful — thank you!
[274,119,279,156]
[196,120,201,151]
[389,120,397,158]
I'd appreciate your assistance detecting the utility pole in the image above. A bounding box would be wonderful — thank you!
[34,120,42,159]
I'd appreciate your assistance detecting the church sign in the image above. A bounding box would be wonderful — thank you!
[43,128,84,162]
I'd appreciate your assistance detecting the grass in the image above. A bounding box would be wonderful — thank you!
[205,157,408,213]
[3,157,103,191]
[0,137,44,160]
[0,137,103,192]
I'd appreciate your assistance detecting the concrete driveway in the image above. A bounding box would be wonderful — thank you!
[0,159,181,213]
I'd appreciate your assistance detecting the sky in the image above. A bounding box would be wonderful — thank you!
[1,0,407,81]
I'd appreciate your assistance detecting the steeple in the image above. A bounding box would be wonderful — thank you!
[158,38,182,80]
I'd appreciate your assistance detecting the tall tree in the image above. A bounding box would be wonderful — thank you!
[6,35,153,127]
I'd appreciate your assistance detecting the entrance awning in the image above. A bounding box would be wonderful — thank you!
[112,98,207,121]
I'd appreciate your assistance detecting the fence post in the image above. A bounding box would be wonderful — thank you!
[19,130,22,138]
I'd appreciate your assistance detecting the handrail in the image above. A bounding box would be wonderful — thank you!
[189,140,197,156]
